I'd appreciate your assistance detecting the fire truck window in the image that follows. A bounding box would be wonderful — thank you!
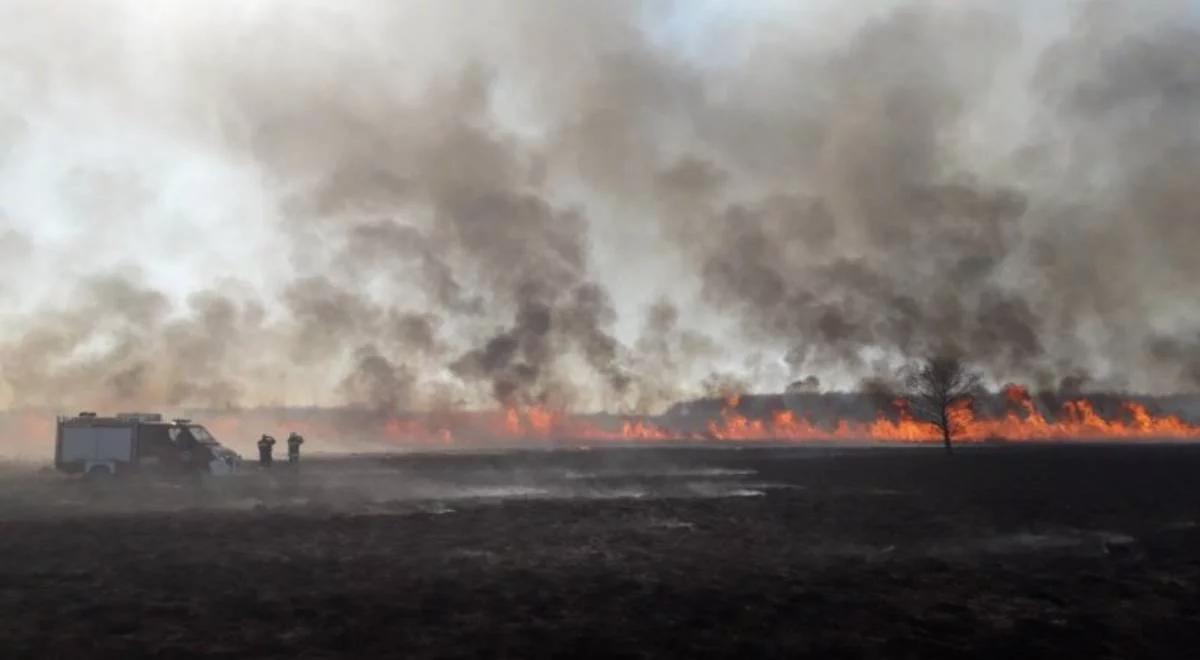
[189,426,218,445]
[169,427,197,446]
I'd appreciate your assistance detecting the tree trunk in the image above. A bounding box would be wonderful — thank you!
[942,427,953,454]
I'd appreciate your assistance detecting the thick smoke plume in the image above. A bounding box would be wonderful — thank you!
[1,0,1199,420]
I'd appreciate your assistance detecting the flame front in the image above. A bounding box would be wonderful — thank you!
[700,386,1200,443]
[192,385,1200,449]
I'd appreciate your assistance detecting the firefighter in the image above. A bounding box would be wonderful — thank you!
[257,434,276,468]
[287,432,304,465]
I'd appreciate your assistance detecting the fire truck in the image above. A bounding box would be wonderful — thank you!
[54,412,243,478]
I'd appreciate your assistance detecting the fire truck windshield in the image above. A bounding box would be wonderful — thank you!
[188,426,218,445]
[169,425,219,446]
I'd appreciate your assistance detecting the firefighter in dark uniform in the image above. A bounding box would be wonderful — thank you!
[257,434,276,468]
[287,432,304,465]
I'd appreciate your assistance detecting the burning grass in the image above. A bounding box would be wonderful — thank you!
[245,386,1200,449]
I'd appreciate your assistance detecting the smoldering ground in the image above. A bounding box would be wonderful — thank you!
[2,0,1200,428]
[5,445,1200,656]
[0,448,795,518]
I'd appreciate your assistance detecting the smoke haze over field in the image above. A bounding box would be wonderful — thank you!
[1,0,1199,414]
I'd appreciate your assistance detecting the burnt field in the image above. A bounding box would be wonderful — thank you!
[2,445,1200,658]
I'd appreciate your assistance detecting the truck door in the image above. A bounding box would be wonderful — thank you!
[136,425,175,470]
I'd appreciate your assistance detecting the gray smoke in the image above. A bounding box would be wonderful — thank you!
[1,0,1199,420]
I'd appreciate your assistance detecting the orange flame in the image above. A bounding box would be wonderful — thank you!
[178,385,1200,452]
[694,385,1200,444]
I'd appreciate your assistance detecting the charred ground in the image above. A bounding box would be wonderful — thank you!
[2,444,1200,658]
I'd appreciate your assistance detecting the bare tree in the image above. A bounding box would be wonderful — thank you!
[905,355,982,454]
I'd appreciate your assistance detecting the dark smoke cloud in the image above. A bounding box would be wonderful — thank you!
[639,2,1199,393]
[0,274,265,409]
[1,0,1199,423]
[339,344,416,413]
[646,8,1041,383]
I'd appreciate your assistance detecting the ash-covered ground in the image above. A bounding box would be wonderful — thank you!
[2,444,1200,658]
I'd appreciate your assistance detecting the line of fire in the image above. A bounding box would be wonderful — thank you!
[139,383,1200,449]
[10,361,1200,456]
